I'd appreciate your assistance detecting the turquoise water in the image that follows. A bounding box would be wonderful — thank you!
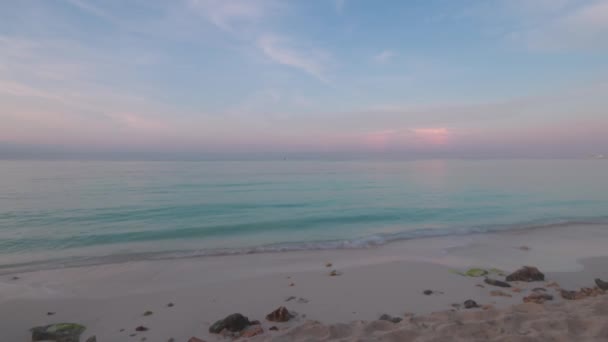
[1,159,607,270]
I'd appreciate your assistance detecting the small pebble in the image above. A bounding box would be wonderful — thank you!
[289,282,295,287]
[167,302,174,307]
[135,326,148,332]
[143,310,153,316]
[423,290,433,295]
[47,312,55,316]
[269,326,278,331]
[325,262,332,267]
[11,276,19,280]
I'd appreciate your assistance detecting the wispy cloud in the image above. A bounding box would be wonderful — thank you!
[63,0,113,20]
[189,0,331,83]
[374,50,396,63]
[509,0,608,50]
[334,0,346,14]
[257,34,330,82]
[189,0,276,32]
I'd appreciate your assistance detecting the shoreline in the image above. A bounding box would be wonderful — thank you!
[2,217,608,276]
[1,223,608,341]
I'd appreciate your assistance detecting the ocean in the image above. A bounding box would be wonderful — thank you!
[1,159,607,272]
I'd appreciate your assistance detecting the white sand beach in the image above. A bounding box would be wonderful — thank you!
[2,223,608,341]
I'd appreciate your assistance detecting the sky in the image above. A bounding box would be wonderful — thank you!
[1,0,608,159]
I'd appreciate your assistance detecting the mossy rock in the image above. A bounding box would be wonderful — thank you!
[31,323,86,342]
[452,267,504,277]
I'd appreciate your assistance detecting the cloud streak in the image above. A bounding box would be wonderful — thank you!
[257,34,330,82]
[189,0,275,32]
[509,0,608,50]
[374,50,396,63]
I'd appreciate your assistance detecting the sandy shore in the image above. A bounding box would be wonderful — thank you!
[1,223,608,341]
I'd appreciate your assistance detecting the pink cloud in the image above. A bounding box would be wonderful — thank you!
[411,128,450,145]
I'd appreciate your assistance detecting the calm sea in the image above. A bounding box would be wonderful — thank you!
[1,159,607,271]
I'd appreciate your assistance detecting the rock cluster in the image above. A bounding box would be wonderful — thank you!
[379,314,403,323]
[561,287,605,300]
[523,292,553,304]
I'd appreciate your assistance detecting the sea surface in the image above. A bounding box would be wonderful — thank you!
[1,159,607,271]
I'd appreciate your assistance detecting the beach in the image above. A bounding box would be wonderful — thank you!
[2,222,608,341]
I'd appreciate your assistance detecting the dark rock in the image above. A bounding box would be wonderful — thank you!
[329,270,341,276]
[523,292,553,304]
[505,266,544,282]
[423,290,433,295]
[325,262,332,267]
[484,278,511,288]
[119,329,124,332]
[167,338,175,342]
[143,310,153,316]
[379,314,403,323]
[47,312,56,316]
[596,278,608,291]
[167,302,174,307]
[85,336,97,342]
[266,306,293,322]
[135,326,148,332]
[269,326,278,331]
[209,313,251,334]
[129,333,136,337]
[463,300,479,309]
[11,276,19,280]
[285,296,296,302]
[31,323,86,342]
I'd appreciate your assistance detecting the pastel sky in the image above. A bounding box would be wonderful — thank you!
[1,0,608,159]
